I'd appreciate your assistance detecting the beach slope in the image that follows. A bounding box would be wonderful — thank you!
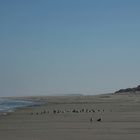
[0,94,140,140]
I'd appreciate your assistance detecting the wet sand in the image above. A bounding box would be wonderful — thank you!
[0,94,140,140]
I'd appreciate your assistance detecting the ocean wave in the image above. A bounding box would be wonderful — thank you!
[0,98,39,113]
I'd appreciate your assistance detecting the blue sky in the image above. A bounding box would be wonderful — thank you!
[0,0,140,96]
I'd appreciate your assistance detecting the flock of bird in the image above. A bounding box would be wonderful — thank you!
[30,108,104,122]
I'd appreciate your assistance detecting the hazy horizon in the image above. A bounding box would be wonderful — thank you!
[1,0,140,97]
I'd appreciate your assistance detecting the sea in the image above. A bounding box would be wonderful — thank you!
[0,98,39,114]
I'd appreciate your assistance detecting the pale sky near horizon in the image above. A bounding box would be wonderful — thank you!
[1,0,140,97]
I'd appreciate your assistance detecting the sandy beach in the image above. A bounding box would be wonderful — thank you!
[0,94,140,140]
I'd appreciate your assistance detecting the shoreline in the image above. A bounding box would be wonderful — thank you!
[0,98,44,116]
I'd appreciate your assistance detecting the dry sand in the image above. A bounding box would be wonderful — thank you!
[0,94,140,140]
